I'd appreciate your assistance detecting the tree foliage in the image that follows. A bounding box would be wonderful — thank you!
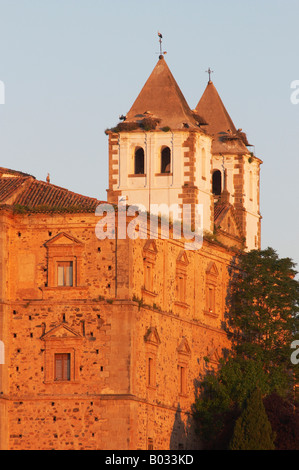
[229,388,275,450]
[264,393,299,450]
[193,356,287,449]
[226,247,299,371]
[193,248,299,450]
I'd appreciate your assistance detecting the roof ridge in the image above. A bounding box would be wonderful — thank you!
[13,175,105,213]
[0,169,104,213]
[31,178,100,202]
[0,167,34,178]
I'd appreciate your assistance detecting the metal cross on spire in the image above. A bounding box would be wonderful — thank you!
[157,31,167,58]
[206,67,214,82]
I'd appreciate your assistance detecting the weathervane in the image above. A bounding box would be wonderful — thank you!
[206,67,214,82]
[157,32,167,58]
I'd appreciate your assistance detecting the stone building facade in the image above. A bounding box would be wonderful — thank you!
[0,55,261,450]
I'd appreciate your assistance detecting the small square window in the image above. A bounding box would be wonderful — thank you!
[54,353,71,381]
[57,262,73,287]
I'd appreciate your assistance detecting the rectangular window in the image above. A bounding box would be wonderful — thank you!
[177,274,186,302]
[147,438,154,450]
[179,365,187,395]
[55,353,71,381]
[147,356,157,388]
[207,286,215,312]
[148,357,154,386]
[57,261,73,287]
[144,264,153,292]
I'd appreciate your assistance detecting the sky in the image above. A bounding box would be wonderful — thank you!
[0,0,298,271]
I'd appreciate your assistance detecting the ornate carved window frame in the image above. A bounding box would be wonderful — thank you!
[142,240,158,297]
[177,337,191,397]
[41,323,83,384]
[44,233,84,288]
[204,262,219,317]
[175,251,189,308]
[144,327,160,390]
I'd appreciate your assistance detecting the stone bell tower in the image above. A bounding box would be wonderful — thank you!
[195,76,262,250]
[106,54,214,233]
[106,48,262,251]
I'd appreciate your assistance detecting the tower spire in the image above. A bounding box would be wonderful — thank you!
[125,52,198,130]
[157,31,167,59]
[206,67,214,83]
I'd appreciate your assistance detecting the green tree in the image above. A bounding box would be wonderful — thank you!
[226,247,299,374]
[263,393,299,450]
[193,248,299,449]
[193,356,279,449]
[229,388,275,450]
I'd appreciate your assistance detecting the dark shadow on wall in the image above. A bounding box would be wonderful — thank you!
[169,403,199,450]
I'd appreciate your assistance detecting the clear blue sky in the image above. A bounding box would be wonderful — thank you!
[0,0,298,270]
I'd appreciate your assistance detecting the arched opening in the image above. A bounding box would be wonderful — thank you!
[212,170,222,196]
[134,147,145,174]
[161,146,171,173]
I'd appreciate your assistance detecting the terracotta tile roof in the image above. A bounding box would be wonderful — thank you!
[0,167,33,178]
[14,180,101,212]
[0,176,30,204]
[195,81,250,154]
[196,81,237,136]
[0,168,102,213]
[124,57,203,131]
